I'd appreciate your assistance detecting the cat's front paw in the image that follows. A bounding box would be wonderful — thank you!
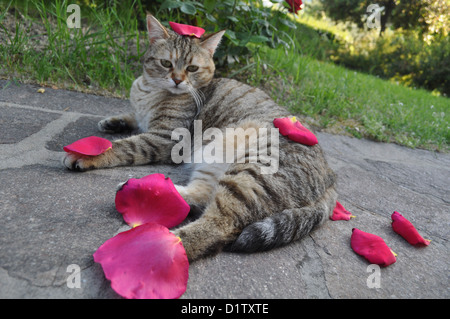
[62,153,94,171]
[98,117,133,133]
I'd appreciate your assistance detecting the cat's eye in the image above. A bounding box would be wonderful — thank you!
[186,65,199,72]
[160,59,173,68]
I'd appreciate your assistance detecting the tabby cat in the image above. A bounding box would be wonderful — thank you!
[63,14,337,262]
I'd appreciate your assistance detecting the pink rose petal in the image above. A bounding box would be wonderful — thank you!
[63,136,112,156]
[115,173,190,228]
[330,201,355,221]
[391,211,431,246]
[169,21,205,38]
[351,228,397,267]
[273,117,318,146]
[93,223,189,299]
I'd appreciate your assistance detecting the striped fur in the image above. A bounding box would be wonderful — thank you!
[63,14,337,261]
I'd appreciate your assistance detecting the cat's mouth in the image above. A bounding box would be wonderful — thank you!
[165,80,190,95]
[167,86,188,94]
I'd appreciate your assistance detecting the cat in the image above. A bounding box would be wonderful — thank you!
[63,14,338,262]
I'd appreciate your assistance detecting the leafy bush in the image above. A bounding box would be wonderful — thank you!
[331,29,450,95]
[302,1,449,95]
[415,36,450,95]
[139,0,300,66]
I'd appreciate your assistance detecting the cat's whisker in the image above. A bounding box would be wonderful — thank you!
[188,87,198,106]
[188,86,204,117]
[197,88,205,101]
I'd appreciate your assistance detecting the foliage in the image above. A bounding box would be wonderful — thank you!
[0,0,146,95]
[333,29,450,95]
[319,0,449,39]
[254,43,449,151]
[296,11,450,95]
[138,0,300,66]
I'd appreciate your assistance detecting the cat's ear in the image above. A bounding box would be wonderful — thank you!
[200,30,226,56]
[146,14,169,43]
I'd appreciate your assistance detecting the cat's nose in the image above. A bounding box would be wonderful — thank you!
[172,78,182,86]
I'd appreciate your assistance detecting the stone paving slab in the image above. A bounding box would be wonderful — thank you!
[0,80,448,299]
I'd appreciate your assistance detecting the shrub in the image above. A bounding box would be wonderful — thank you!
[139,0,301,66]
[329,28,449,95]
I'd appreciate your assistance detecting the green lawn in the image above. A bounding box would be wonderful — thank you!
[251,46,449,151]
[1,1,448,151]
[1,0,144,96]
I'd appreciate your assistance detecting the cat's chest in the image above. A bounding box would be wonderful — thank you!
[130,77,194,132]
[131,91,164,132]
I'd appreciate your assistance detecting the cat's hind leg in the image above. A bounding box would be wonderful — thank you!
[172,191,242,262]
[98,113,137,133]
[174,162,230,207]
[172,168,265,261]
[174,138,231,207]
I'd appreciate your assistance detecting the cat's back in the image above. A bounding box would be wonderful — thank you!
[200,78,290,129]
[203,77,274,108]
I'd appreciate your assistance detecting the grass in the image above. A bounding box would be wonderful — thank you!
[0,0,145,96]
[252,48,448,150]
[1,1,448,151]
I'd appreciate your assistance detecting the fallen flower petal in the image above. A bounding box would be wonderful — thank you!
[351,228,397,267]
[273,116,318,146]
[169,21,205,38]
[63,136,112,156]
[93,223,189,299]
[115,173,190,228]
[391,211,431,246]
[330,201,355,221]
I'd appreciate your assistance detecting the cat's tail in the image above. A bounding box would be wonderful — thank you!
[227,186,337,253]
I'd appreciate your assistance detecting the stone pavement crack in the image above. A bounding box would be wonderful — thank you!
[0,112,81,169]
[0,101,105,170]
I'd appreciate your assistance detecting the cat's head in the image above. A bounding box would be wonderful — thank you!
[142,15,225,97]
